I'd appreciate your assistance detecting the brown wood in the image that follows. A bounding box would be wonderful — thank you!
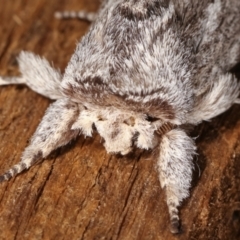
[0,1,240,239]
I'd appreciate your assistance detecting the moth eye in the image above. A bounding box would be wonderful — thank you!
[98,115,106,121]
[145,115,159,122]
[123,116,135,126]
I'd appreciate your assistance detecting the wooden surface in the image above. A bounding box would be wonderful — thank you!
[0,1,240,239]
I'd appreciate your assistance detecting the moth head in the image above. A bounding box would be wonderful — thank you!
[72,107,160,155]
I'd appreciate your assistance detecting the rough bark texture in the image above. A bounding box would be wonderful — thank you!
[0,1,240,239]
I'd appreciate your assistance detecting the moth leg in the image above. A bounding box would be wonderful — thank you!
[0,98,79,182]
[190,72,239,123]
[157,129,196,234]
[0,51,62,100]
[234,98,240,104]
[0,76,26,85]
[54,11,97,22]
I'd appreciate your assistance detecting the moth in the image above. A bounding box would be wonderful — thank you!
[0,0,240,234]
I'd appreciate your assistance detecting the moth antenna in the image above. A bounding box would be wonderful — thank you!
[54,11,97,22]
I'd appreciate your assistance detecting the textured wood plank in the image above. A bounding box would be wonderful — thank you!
[0,1,240,240]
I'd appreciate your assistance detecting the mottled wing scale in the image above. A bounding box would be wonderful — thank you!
[118,0,170,20]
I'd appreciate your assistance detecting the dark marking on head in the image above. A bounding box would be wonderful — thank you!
[110,127,121,140]
[80,76,106,87]
[146,115,159,122]
[118,0,170,21]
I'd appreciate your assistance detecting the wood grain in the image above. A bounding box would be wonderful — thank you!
[0,1,239,239]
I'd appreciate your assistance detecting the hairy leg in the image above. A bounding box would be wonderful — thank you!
[0,51,63,100]
[189,72,239,123]
[157,128,196,233]
[0,98,79,182]
[0,76,25,85]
